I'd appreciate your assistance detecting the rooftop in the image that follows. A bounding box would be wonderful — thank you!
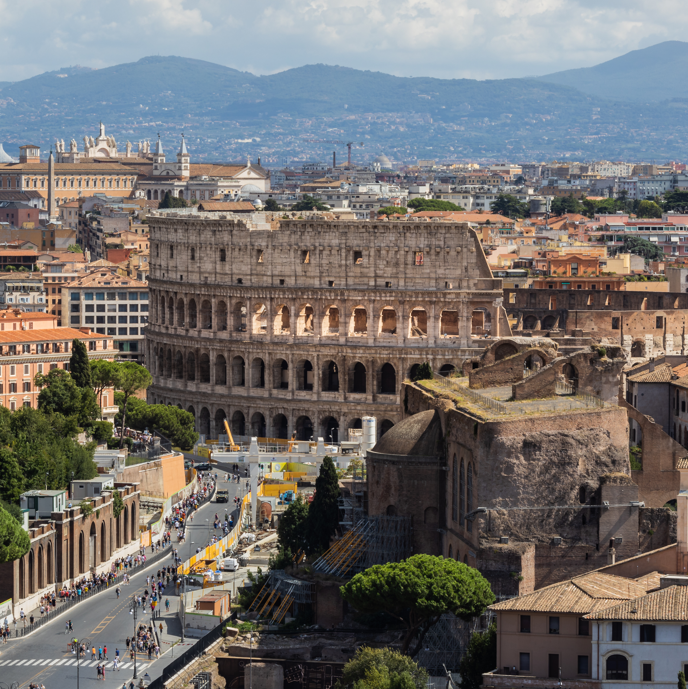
[0,327,110,344]
[585,585,688,621]
[68,268,147,288]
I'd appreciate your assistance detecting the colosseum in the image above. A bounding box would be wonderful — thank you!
[145,212,509,442]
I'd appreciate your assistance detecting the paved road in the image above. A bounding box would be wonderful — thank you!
[0,471,246,689]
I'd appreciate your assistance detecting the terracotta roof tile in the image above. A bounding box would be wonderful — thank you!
[628,363,675,383]
[0,327,107,344]
[585,585,688,621]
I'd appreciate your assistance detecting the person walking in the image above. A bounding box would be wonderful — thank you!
[91,646,97,660]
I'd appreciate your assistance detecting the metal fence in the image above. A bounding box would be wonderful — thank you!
[127,430,174,464]
[555,381,606,408]
[432,373,509,415]
[147,616,229,689]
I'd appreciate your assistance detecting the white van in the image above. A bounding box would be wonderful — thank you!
[222,557,239,572]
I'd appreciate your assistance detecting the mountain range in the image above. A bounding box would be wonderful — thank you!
[0,42,687,162]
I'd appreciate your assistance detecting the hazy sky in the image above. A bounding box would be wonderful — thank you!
[0,0,680,82]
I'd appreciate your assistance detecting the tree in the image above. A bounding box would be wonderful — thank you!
[490,194,528,218]
[407,198,464,212]
[0,448,24,503]
[305,456,340,553]
[291,194,330,212]
[277,495,309,554]
[550,194,583,215]
[341,555,495,656]
[459,623,496,689]
[663,190,688,212]
[90,359,117,405]
[378,206,407,217]
[35,368,100,429]
[637,200,663,218]
[67,244,83,253]
[678,671,687,689]
[0,503,30,562]
[69,339,91,389]
[123,399,198,450]
[113,363,152,448]
[112,489,124,518]
[91,420,113,443]
[264,198,282,212]
[336,647,428,689]
[412,362,433,381]
[158,191,188,209]
[621,236,664,261]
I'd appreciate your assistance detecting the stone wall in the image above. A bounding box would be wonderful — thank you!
[117,452,186,498]
[146,215,510,441]
[469,347,555,390]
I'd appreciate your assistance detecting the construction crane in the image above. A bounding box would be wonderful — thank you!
[304,140,364,167]
[223,418,240,452]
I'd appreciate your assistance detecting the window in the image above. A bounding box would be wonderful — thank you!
[95,292,104,300]
[519,653,530,672]
[85,304,94,313]
[118,316,127,324]
[129,316,139,323]
[571,262,578,275]
[85,316,94,324]
[129,328,139,335]
[578,618,590,636]
[170,246,174,259]
[612,621,623,641]
[302,250,310,264]
[642,663,652,682]
[88,341,96,351]
[96,304,105,312]
[549,617,560,634]
[71,304,80,313]
[220,248,226,262]
[520,615,530,633]
[414,251,424,266]
[548,654,559,679]
[23,364,29,376]
[640,624,656,642]
[9,383,16,393]
[681,625,688,642]
[578,656,589,675]
[84,292,93,301]
[22,382,30,393]
[129,304,139,312]
[118,304,127,313]
[354,250,363,264]
[70,316,80,325]
[190,248,195,260]
[9,366,15,377]
[257,250,264,263]
[96,316,105,324]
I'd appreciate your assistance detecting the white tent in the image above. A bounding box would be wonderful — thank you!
[0,144,17,163]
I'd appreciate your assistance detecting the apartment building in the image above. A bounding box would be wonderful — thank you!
[0,273,46,312]
[62,268,148,361]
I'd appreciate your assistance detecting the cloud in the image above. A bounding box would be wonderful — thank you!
[0,0,684,82]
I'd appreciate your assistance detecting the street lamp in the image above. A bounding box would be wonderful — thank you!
[75,636,89,689]
[129,595,139,679]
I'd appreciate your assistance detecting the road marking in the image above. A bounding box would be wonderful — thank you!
[49,659,60,665]
[6,660,19,665]
[23,659,37,665]
[0,660,8,666]
[40,659,52,665]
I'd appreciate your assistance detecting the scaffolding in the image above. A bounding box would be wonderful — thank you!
[248,570,314,624]
[312,515,412,577]
[338,466,367,532]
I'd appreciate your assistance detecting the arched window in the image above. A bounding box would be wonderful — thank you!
[606,655,628,681]
[452,455,458,522]
[220,248,227,262]
[459,459,465,527]
[467,463,473,533]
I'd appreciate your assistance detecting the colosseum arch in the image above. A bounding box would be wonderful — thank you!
[321,416,340,443]
[440,309,459,337]
[631,340,645,357]
[296,359,314,391]
[200,300,212,330]
[199,407,211,437]
[379,419,395,437]
[350,306,368,335]
[159,295,166,325]
[542,314,557,330]
[297,304,315,336]
[350,361,367,393]
[274,305,290,334]
[176,299,185,327]
[157,348,164,376]
[251,358,266,388]
[216,301,228,331]
[471,308,491,335]
[188,299,197,328]
[272,413,288,439]
[174,351,184,379]
[322,305,340,335]
[199,353,211,383]
[252,303,267,334]
[215,408,227,437]
[233,302,248,332]
[295,415,313,441]
[232,356,245,386]
[494,341,519,361]
[187,405,196,419]
[251,412,266,437]
[167,299,174,326]
[379,363,396,394]
[523,314,538,330]
[322,360,339,392]
[165,349,172,377]
[273,358,288,389]
[439,363,457,377]
[215,355,227,385]
[186,352,196,381]
[409,308,428,337]
[379,307,397,335]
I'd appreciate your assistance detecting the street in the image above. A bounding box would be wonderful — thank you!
[0,471,248,689]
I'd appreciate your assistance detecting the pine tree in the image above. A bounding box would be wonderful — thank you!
[69,339,91,389]
[0,503,30,562]
[306,456,340,554]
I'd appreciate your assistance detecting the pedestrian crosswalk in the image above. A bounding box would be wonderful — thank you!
[0,657,151,670]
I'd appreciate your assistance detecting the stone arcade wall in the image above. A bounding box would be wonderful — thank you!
[145,213,510,441]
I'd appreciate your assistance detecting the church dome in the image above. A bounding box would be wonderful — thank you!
[239,184,262,196]
[374,153,392,168]
[370,409,442,458]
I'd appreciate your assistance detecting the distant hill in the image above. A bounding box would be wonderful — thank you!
[537,41,688,102]
[0,82,12,91]
[1,52,688,161]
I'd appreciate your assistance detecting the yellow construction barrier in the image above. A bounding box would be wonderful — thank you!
[259,482,297,498]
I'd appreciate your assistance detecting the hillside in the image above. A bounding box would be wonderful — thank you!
[0,53,687,162]
[537,41,688,102]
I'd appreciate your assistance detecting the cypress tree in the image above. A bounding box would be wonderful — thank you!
[306,456,340,554]
[679,672,687,689]
[70,339,91,389]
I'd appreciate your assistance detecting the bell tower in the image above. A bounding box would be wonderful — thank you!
[176,134,190,179]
